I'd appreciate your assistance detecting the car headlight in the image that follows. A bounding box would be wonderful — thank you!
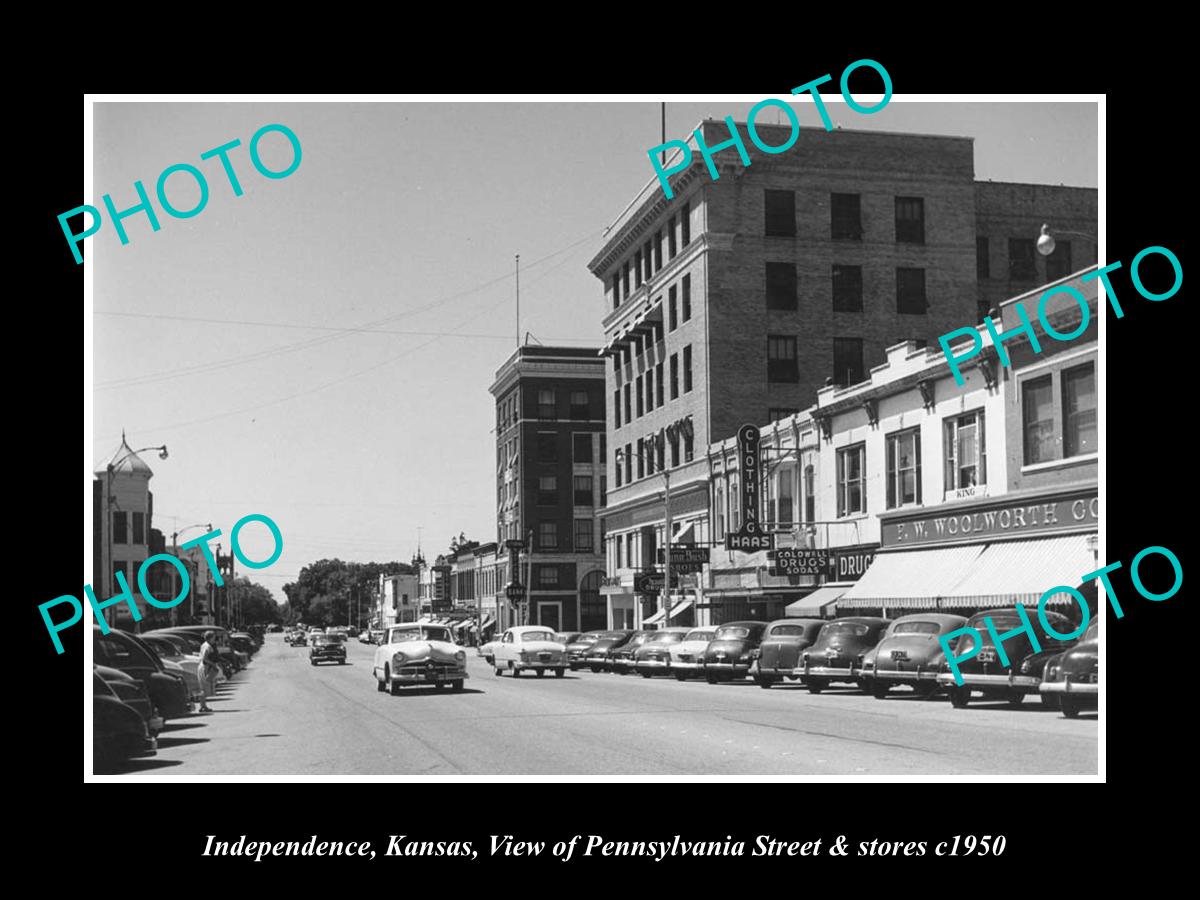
[1045,663,1059,680]
[1020,658,1035,675]
[455,650,466,662]
[749,648,761,660]
[393,652,407,665]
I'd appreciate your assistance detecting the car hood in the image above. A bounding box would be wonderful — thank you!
[380,640,461,662]
[588,638,627,653]
[1060,639,1098,674]
[95,664,137,685]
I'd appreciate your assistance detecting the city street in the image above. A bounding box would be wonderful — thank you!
[111,635,1097,776]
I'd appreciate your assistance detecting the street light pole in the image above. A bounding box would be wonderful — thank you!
[661,466,673,625]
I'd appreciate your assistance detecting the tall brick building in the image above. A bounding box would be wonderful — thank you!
[590,120,1097,628]
[490,346,608,632]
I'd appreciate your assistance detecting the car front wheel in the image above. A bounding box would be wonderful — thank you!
[1060,696,1081,718]
[387,667,401,696]
[872,680,889,700]
[806,679,824,694]
[554,668,564,678]
[949,687,970,708]
[674,672,688,681]
[451,680,464,692]
[535,669,545,678]
[510,663,520,678]
[375,671,385,692]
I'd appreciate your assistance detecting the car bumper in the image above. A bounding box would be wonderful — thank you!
[671,659,704,671]
[1039,680,1099,695]
[871,669,940,682]
[705,662,751,674]
[636,659,670,670]
[390,670,469,684]
[513,660,564,671]
[797,665,857,678]
[936,673,1040,689]
[584,656,610,667]
[311,655,346,662]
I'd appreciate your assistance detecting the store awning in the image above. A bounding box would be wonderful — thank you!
[645,598,693,626]
[837,545,987,610]
[630,302,663,339]
[785,585,846,617]
[673,522,696,545]
[479,615,495,630]
[941,535,1095,609]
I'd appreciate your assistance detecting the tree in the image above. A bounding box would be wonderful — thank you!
[230,578,282,625]
[283,558,413,627]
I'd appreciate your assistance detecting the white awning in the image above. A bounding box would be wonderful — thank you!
[785,585,846,617]
[837,545,987,610]
[646,597,693,626]
[940,535,1096,609]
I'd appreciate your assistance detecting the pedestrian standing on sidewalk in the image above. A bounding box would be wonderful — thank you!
[198,630,220,712]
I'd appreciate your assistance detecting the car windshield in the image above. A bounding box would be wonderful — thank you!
[768,625,809,637]
[95,632,158,669]
[824,623,869,637]
[648,632,684,644]
[892,621,941,636]
[522,630,556,643]
[391,627,453,643]
[684,630,716,642]
[315,636,340,645]
[599,632,627,640]
[715,626,750,640]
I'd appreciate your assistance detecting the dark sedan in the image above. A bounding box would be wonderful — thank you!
[797,617,891,693]
[583,630,636,672]
[310,634,347,665]
[610,631,659,674]
[703,621,768,683]
[565,631,606,670]
[93,626,191,720]
[94,671,156,770]
[862,614,966,699]
[1039,619,1098,718]
[937,608,1077,708]
[95,664,162,735]
[633,628,692,677]
[753,619,824,688]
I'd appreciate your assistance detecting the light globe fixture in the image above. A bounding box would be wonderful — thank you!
[1036,224,1056,257]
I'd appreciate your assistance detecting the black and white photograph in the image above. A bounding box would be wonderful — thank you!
[75,93,1116,780]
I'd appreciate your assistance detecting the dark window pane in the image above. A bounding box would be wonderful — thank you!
[573,475,593,506]
[1045,240,1073,281]
[765,263,797,310]
[896,267,927,314]
[683,345,693,392]
[1063,364,1096,457]
[537,433,557,462]
[668,286,677,331]
[831,193,861,240]
[681,201,691,245]
[832,337,864,386]
[765,189,796,237]
[832,265,863,312]
[1022,376,1055,464]
[976,236,990,280]
[767,335,798,383]
[1009,238,1037,280]
[573,433,592,462]
[894,197,925,244]
[682,275,692,321]
[670,354,679,399]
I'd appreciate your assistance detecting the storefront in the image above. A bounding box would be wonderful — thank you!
[784,544,878,619]
[837,484,1098,619]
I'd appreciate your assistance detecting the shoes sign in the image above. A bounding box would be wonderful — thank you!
[725,425,775,552]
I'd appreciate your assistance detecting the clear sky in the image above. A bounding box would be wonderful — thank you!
[91,99,1098,602]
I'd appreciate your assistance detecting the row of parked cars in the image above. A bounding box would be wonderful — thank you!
[93,624,264,771]
[515,610,1097,718]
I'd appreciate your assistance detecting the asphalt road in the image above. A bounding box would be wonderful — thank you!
[111,634,1098,777]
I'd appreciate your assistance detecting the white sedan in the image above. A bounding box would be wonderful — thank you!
[373,623,469,694]
[492,627,567,678]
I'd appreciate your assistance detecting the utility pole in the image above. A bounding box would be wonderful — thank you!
[515,254,521,347]
[661,464,673,625]
[524,528,534,627]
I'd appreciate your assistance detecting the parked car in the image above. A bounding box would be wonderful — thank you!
[347,626,360,638]
[861,614,967,699]
[373,623,468,694]
[230,632,258,658]
[95,664,162,735]
[753,619,825,688]
[703,621,769,683]
[92,626,192,719]
[564,631,606,670]
[633,628,691,677]
[668,628,717,680]
[93,670,156,770]
[290,630,311,647]
[796,617,891,693]
[369,629,384,645]
[610,630,658,674]
[555,632,582,646]
[156,626,241,673]
[936,608,1077,708]
[139,633,211,702]
[1039,619,1098,718]
[310,634,348,666]
[358,630,374,644]
[583,630,636,672]
[493,626,567,678]
[479,635,503,665]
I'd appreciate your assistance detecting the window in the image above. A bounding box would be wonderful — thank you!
[569,390,589,419]
[768,335,798,383]
[536,433,557,462]
[832,337,864,386]
[683,345,693,392]
[573,433,592,463]
[625,532,634,567]
[681,201,690,245]
[682,274,692,321]
[622,261,630,298]
[654,230,663,271]
[765,189,796,237]
[896,267,927,314]
[537,389,556,419]
[624,443,632,484]
[636,375,644,417]
[668,285,678,330]
[1008,238,1037,281]
[728,474,740,531]
[613,389,621,429]
[713,483,725,540]
[623,384,631,423]
[634,250,643,287]
[132,511,145,545]
[1063,363,1096,457]
[804,465,815,523]
[643,240,652,280]
[573,475,592,506]
[944,410,987,490]
[832,265,863,312]
[1046,240,1073,282]
[636,439,645,479]
[537,475,558,506]
[1022,375,1055,464]
[669,354,679,399]
[668,215,678,258]
[836,444,866,517]
[683,424,694,462]
[113,511,128,544]
[645,371,655,413]
[611,273,620,309]
[646,438,655,475]
[769,407,799,422]
[600,433,606,460]
[655,431,665,470]
[574,519,594,552]
[777,467,795,525]
[976,236,990,280]
[894,197,925,244]
[766,262,798,310]
[615,450,623,487]
[655,362,665,406]
[831,193,862,240]
[668,428,680,467]
[538,522,558,550]
[886,429,922,509]
[600,474,607,506]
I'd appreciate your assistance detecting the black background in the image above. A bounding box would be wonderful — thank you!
[24,25,1187,883]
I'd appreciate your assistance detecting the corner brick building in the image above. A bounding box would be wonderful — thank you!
[589,120,1097,629]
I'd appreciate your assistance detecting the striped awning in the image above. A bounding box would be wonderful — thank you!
[645,598,693,626]
[939,535,1095,610]
[836,545,986,610]
[785,584,846,617]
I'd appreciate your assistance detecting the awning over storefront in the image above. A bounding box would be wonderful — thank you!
[785,585,847,617]
[673,522,696,545]
[941,535,1095,609]
[837,545,987,610]
[644,598,693,626]
[479,615,495,630]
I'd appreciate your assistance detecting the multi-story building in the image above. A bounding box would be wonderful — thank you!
[490,345,608,632]
[92,434,158,629]
[590,121,1097,629]
[380,572,419,628]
